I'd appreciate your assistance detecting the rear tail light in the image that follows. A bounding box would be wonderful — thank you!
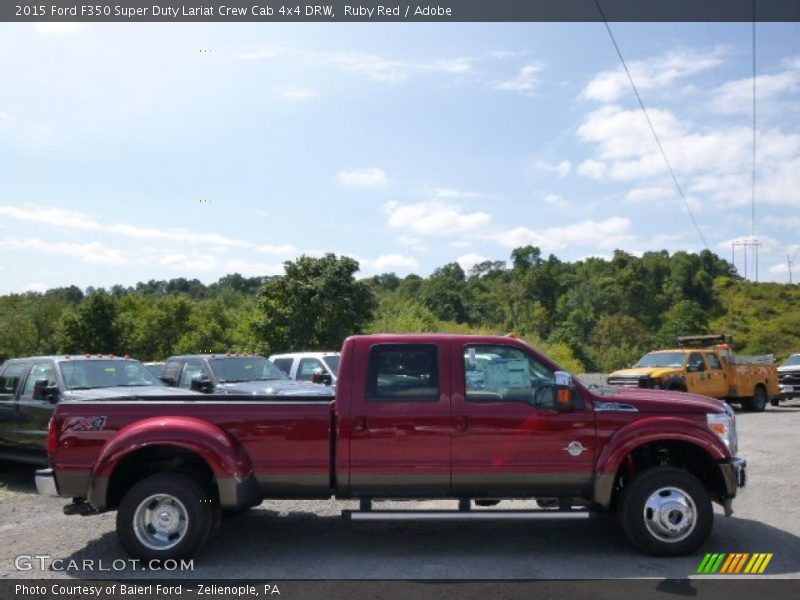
[47,417,58,458]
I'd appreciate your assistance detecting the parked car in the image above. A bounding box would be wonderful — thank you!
[144,361,165,377]
[777,353,800,402]
[608,334,780,411]
[0,355,195,465]
[39,334,745,560]
[160,354,334,396]
[269,351,340,385]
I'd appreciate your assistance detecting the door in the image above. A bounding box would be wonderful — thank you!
[451,342,595,497]
[703,353,728,398]
[0,361,31,449]
[686,352,714,396]
[347,342,451,497]
[15,360,58,452]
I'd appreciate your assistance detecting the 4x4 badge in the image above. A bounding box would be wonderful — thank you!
[564,441,587,457]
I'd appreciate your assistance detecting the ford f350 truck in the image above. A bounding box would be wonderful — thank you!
[37,334,746,560]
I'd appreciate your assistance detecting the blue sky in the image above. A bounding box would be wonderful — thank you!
[1,21,799,293]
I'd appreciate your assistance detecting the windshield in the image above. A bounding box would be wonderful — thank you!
[634,352,687,368]
[209,357,288,383]
[322,355,340,376]
[60,360,162,389]
[783,355,800,367]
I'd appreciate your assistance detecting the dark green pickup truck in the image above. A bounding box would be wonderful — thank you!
[0,355,195,465]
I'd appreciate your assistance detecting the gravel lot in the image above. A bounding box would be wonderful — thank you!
[1,397,798,580]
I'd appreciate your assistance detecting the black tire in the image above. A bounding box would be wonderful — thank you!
[742,385,768,412]
[117,473,219,562]
[620,466,713,556]
[770,398,780,407]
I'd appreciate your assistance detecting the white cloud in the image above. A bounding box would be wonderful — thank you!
[223,259,285,277]
[584,48,724,102]
[159,253,218,272]
[398,235,428,252]
[577,159,607,179]
[274,85,315,100]
[494,64,542,93]
[457,253,489,271]
[324,51,472,83]
[542,194,569,208]
[256,243,298,255]
[432,187,482,199]
[0,204,250,247]
[362,254,420,271]
[337,167,388,187]
[23,283,49,293]
[492,217,634,251]
[534,159,571,179]
[241,49,283,60]
[0,237,126,265]
[384,200,491,235]
[710,58,800,114]
[624,185,675,204]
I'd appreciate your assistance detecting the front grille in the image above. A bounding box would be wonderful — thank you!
[608,376,643,388]
[780,372,800,385]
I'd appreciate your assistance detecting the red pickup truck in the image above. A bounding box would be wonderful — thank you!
[37,334,746,560]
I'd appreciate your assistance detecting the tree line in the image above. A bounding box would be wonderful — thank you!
[1,248,798,373]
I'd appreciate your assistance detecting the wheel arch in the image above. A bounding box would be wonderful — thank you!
[88,416,254,511]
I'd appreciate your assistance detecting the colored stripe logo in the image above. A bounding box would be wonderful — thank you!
[696,553,773,574]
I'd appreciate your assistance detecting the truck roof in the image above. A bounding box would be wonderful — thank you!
[347,333,524,343]
[167,354,263,360]
[4,355,136,363]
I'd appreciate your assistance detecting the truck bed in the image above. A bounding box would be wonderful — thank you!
[53,394,334,499]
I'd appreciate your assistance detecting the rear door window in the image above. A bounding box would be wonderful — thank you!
[0,362,30,398]
[366,344,439,402]
[706,353,722,370]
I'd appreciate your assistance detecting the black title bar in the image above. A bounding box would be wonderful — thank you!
[4,0,800,23]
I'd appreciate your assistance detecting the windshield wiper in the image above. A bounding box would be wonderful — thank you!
[69,385,107,390]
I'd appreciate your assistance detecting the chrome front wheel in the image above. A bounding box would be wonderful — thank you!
[642,486,697,543]
[133,494,189,550]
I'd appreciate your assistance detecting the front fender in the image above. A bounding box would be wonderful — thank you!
[593,416,729,507]
[88,416,253,509]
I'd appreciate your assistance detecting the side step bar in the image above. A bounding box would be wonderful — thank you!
[343,509,593,521]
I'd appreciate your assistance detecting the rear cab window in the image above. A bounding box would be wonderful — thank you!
[366,344,439,402]
[272,358,293,376]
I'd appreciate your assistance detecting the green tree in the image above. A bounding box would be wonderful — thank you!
[653,300,709,347]
[58,290,121,354]
[251,254,377,354]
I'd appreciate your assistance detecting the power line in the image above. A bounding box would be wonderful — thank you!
[593,0,709,251]
[752,8,758,278]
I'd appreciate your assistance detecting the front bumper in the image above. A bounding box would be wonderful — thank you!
[720,457,747,498]
[779,384,800,399]
[35,468,59,497]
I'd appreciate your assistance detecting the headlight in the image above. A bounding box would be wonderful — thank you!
[707,410,736,453]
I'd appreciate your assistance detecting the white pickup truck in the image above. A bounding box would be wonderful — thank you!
[269,351,340,386]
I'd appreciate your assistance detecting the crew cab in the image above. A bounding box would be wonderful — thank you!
[38,334,746,560]
[0,355,193,465]
[160,354,334,396]
[778,353,800,402]
[608,335,780,411]
[269,351,340,385]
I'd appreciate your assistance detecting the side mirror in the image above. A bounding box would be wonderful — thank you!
[190,376,214,393]
[311,372,333,385]
[32,379,49,400]
[553,371,577,410]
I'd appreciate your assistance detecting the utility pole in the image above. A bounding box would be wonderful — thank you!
[732,238,761,281]
[789,254,794,285]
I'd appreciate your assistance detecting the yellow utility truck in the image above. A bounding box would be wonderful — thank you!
[607,334,780,411]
